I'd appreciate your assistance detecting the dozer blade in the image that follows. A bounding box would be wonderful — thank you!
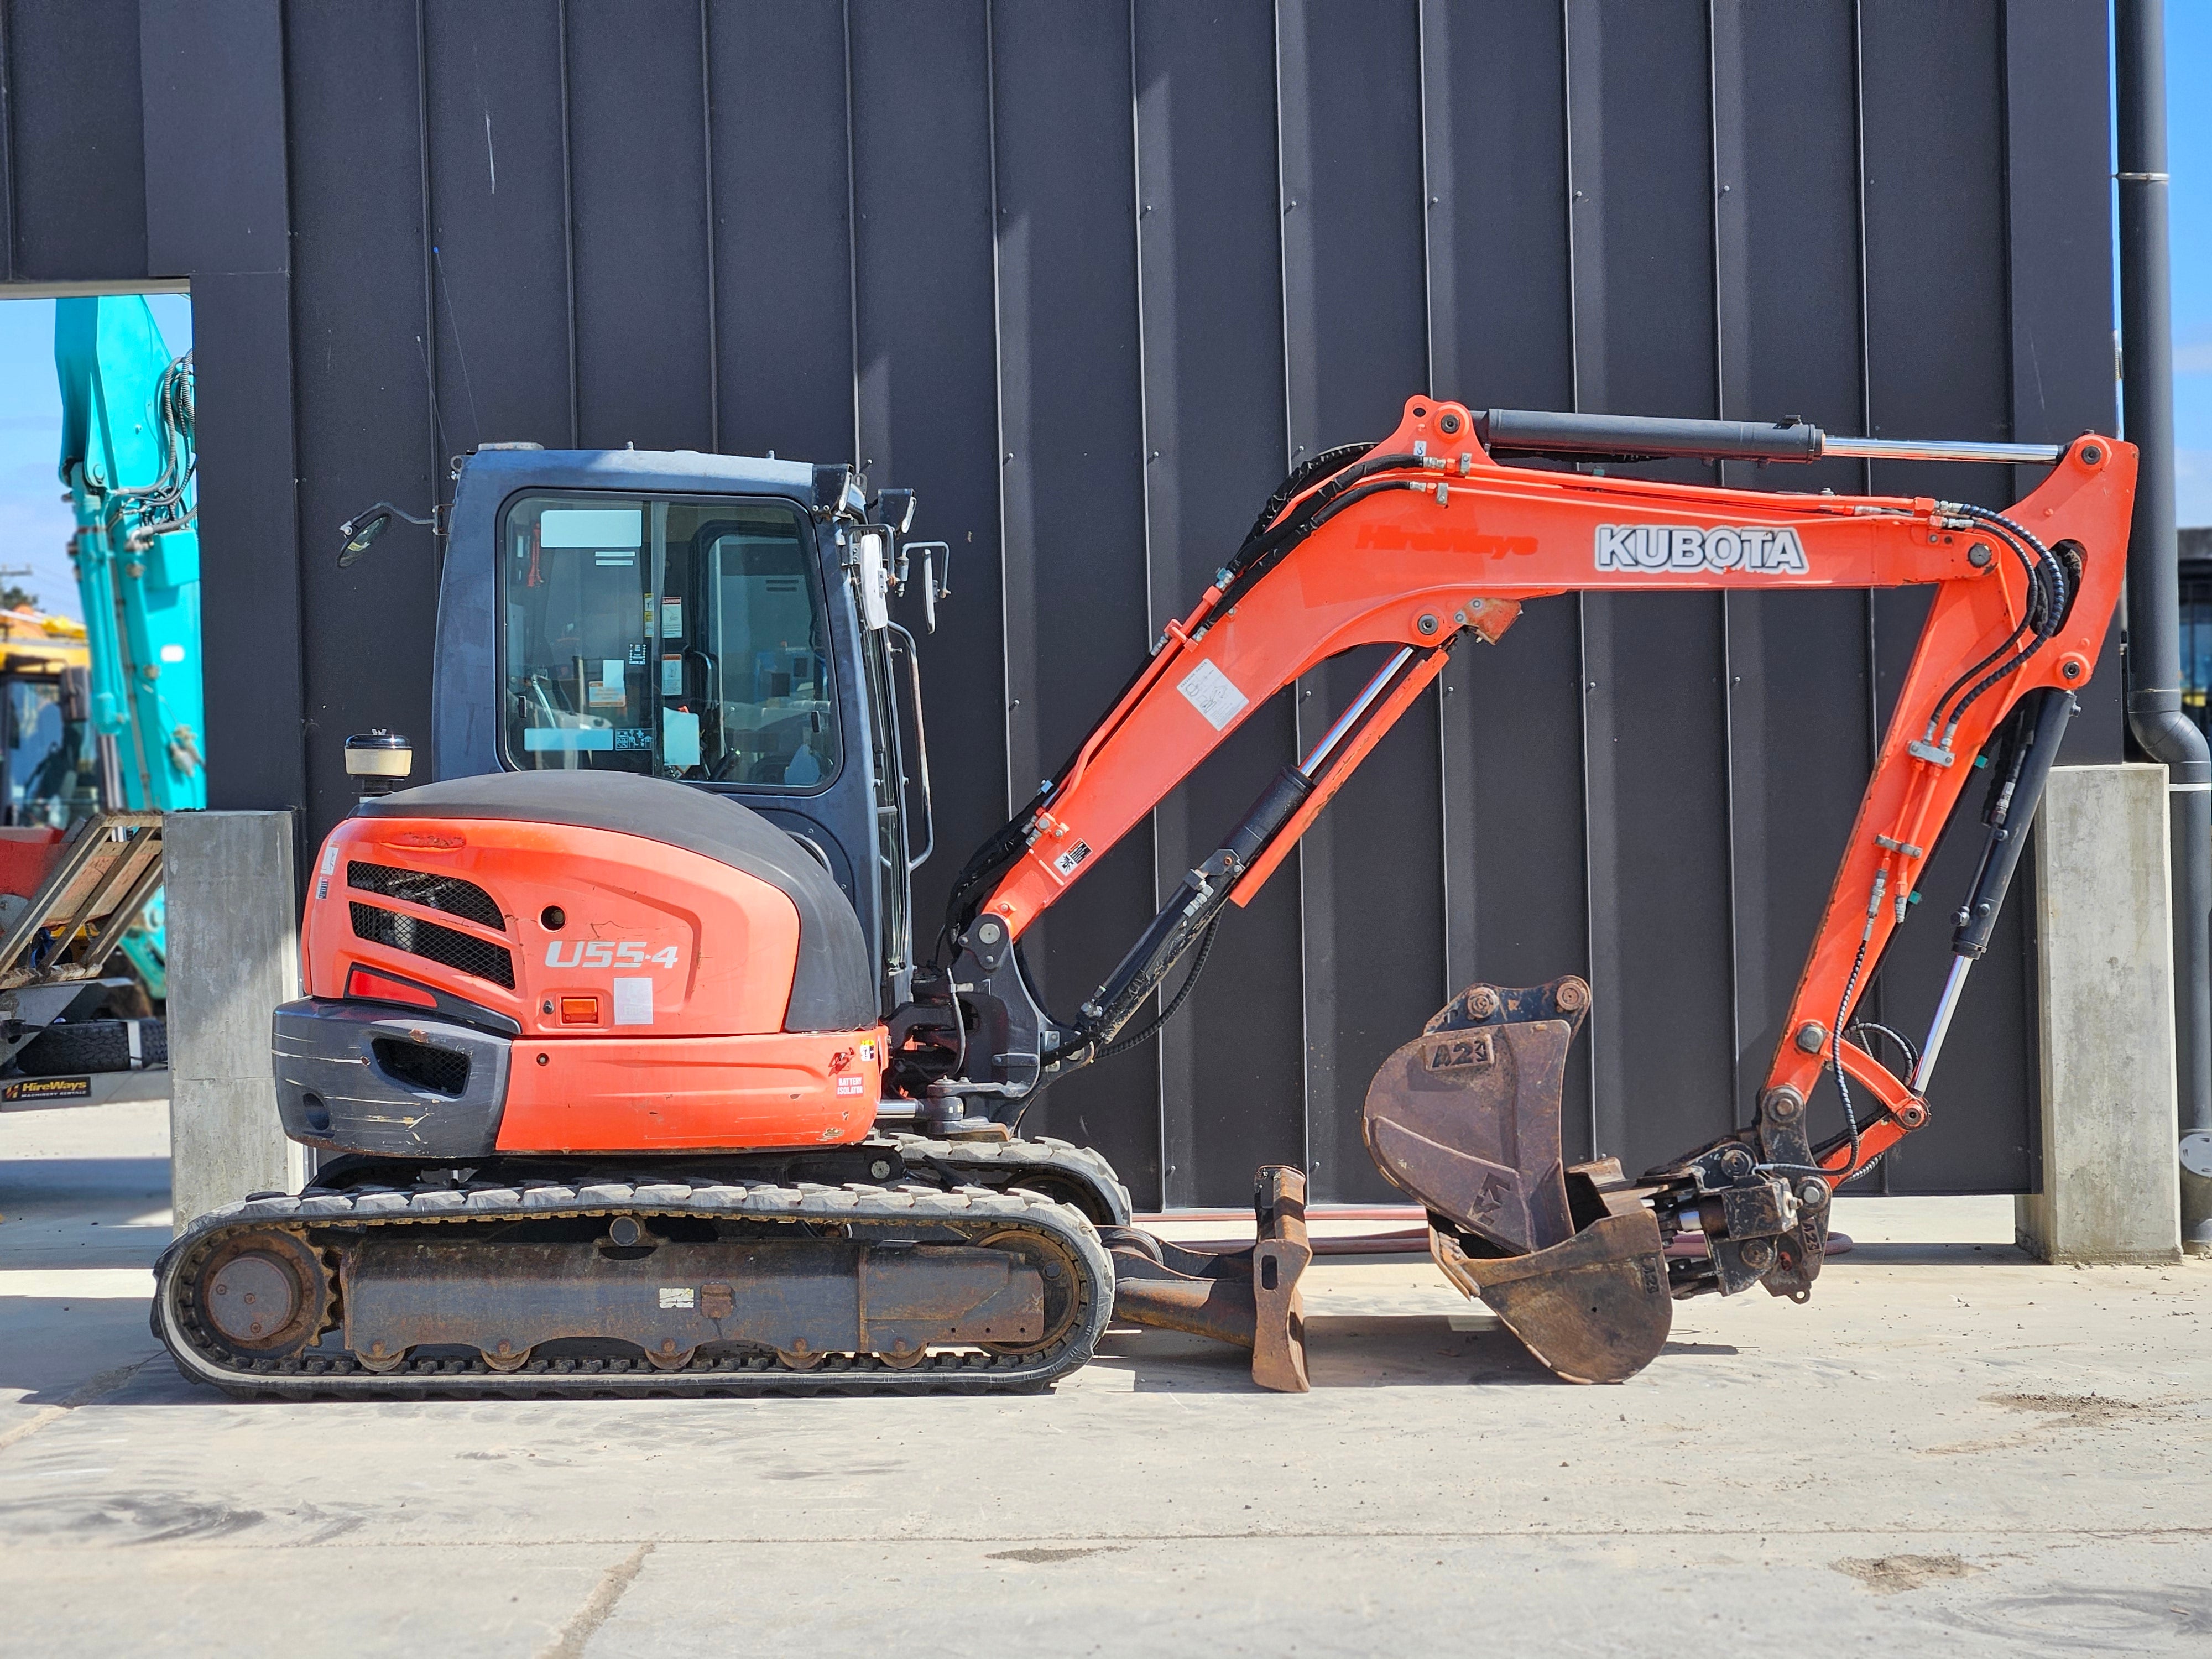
[1107,1165,1313,1392]
[1363,977,1673,1384]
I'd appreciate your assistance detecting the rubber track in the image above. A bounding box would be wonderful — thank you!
[153,1177,1115,1400]
[881,1133,1133,1225]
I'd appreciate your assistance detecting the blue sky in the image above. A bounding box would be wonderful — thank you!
[0,16,2208,617]
[2169,2,2212,521]
[0,293,189,619]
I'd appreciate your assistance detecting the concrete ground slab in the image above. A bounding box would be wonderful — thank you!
[2,1104,2208,1657]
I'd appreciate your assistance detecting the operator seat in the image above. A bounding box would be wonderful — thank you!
[352,770,878,1031]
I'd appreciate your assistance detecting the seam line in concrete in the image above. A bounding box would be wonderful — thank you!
[535,1541,653,1659]
[39,1525,2212,1552]
[0,1354,159,1459]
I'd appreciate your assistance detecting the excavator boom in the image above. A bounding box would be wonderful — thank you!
[921,395,2133,1384]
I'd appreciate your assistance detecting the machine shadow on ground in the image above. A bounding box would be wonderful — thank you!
[0,1154,170,1216]
[1089,1313,1569,1390]
[1840,1243,2034,1266]
[0,1237,165,1272]
[0,1304,161,1405]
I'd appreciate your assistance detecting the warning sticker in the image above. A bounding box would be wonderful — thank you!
[658,1287,696,1310]
[4,1076,90,1102]
[1051,841,1093,879]
[1176,659,1249,731]
[613,977,654,1026]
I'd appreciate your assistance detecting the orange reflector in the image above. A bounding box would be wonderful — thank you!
[385,832,465,849]
[560,997,599,1025]
[345,966,437,1008]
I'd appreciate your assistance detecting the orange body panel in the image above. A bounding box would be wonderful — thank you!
[496,1029,884,1152]
[306,816,803,1037]
[304,813,883,1153]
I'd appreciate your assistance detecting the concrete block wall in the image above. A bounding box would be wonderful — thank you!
[165,811,305,1229]
[2017,763,2183,1264]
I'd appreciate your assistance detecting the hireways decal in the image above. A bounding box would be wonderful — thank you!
[3,1076,91,1102]
[1594,523,1808,575]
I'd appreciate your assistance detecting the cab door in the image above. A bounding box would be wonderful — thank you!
[488,485,915,1010]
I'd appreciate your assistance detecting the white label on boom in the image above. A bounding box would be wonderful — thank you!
[1177,659,1249,731]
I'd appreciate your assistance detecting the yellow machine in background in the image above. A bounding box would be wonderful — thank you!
[0,604,168,1077]
[0,604,102,830]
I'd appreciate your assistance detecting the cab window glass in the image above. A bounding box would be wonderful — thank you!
[4,677,97,827]
[500,495,839,786]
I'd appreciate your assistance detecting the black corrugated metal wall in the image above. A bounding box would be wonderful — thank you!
[0,0,2121,1207]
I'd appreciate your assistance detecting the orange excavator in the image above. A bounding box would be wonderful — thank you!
[151,396,2133,1395]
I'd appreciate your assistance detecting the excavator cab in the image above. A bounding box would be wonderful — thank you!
[430,447,931,1012]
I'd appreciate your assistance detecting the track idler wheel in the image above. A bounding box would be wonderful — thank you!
[190,1228,330,1361]
[1364,977,1672,1384]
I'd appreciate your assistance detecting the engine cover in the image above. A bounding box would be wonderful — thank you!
[291,773,887,1156]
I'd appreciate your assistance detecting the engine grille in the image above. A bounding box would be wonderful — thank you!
[350,903,516,989]
[370,1037,472,1097]
[346,861,506,930]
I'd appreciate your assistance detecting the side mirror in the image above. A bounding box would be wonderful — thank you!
[905,541,951,634]
[337,509,392,567]
[336,501,437,568]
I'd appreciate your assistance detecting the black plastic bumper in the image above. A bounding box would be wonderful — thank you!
[273,998,511,1159]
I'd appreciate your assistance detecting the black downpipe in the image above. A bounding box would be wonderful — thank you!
[2117,0,2212,1251]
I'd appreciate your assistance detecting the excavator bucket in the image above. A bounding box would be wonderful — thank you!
[1107,1166,1313,1392]
[1364,977,1673,1383]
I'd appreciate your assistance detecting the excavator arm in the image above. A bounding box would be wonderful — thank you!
[903,394,2133,1384]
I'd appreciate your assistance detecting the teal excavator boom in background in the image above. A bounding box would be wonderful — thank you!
[54,295,205,816]
[42,295,205,1006]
